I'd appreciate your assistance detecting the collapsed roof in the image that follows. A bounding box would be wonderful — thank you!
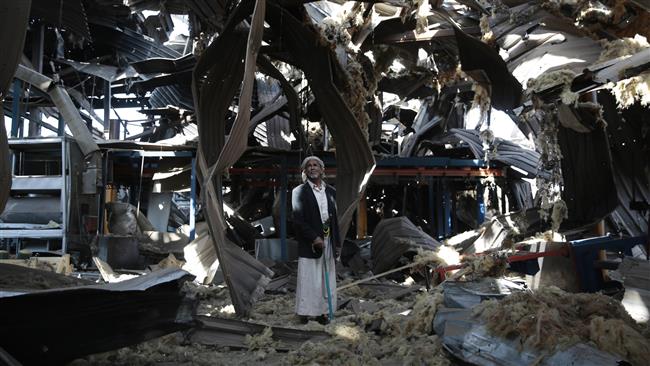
[1,0,649,315]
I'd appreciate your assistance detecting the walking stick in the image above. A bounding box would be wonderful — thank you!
[323,247,335,321]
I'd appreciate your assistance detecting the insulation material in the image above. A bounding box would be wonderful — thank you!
[413,246,461,268]
[527,69,578,105]
[473,286,650,365]
[415,0,431,34]
[535,107,565,225]
[72,333,241,366]
[404,291,445,336]
[479,127,496,163]
[609,71,650,109]
[343,59,371,140]
[471,83,491,124]
[576,1,613,24]
[597,35,650,63]
[244,327,277,350]
[454,253,508,281]
[480,14,495,44]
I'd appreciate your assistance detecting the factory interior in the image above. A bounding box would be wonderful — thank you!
[0,0,649,365]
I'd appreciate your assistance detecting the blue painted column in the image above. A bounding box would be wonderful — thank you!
[443,180,452,237]
[477,182,485,226]
[11,80,21,137]
[189,157,197,241]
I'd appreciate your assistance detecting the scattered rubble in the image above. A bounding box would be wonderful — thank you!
[473,286,650,364]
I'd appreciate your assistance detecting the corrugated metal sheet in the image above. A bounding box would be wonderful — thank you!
[255,77,291,150]
[421,128,548,179]
[31,0,91,41]
[371,216,441,274]
[193,0,272,317]
[610,167,649,237]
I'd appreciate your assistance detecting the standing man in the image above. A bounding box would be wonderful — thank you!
[292,156,340,324]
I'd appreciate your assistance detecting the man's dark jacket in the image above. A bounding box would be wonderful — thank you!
[291,182,340,258]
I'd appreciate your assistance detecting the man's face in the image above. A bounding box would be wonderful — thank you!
[304,159,323,181]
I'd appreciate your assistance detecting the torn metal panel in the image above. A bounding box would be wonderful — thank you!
[0,0,31,98]
[433,308,624,366]
[193,0,272,317]
[257,56,302,145]
[453,26,523,111]
[609,163,649,237]
[90,21,181,61]
[150,84,194,110]
[423,129,548,179]
[31,0,91,41]
[611,257,650,323]
[56,58,137,82]
[265,3,376,244]
[14,65,100,158]
[371,217,441,274]
[252,77,291,150]
[558,125,618,227]
[441,278,527,309]
[509,34,601,87]
[188,316,330,351]
[0,268,195,365]
[130,54,196,74]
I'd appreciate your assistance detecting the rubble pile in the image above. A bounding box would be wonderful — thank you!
[473,286,650,364]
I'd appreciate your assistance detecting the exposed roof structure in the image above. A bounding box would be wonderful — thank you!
[1,0,649,333]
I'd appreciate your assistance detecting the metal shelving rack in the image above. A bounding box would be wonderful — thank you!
[0,137,70,253]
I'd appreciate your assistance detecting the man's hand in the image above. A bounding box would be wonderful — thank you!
[312,237,324,251]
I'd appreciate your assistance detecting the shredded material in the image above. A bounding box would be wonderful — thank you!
[244,327,277,350]
[479,128,497,163]
[471,82,491,122]
[403,291,444,336]
[415,0,430,34]
[527,69,578,106]
[550,198,568,231]
[609,71,650,109]
[457,253,508,281]
[535,105,565,225]
[474,286,650,364]
[597,35,650,63]
[413,246,460,268]
[480,15,495,44]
